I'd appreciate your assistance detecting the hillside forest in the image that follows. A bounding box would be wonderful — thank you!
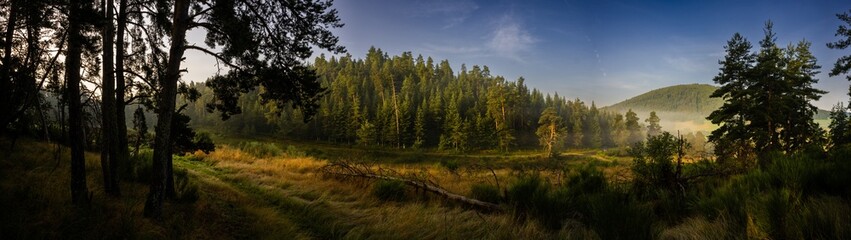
[181,48,692,154]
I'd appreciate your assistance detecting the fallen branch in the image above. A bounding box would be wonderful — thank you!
[321,160,502,212]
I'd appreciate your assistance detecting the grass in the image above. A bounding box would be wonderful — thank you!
[6,135,851,239]
[0,138,306,239]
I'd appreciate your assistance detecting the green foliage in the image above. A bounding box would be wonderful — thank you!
[125,148,154,182]
[629,132,690,193]
[193,132,215,154]
[645,111,662,136]
[285,145,307,158]
[372,180,408,202]
[505,174,563,229]
[182,50,632,152]
[238,141,284,158]
[536,107,565,158]
[829,103,851,147]
[172,113,216,155]
[604,84,723,117]
[439,159,459,172]
[708,22,826,163]
[827,10,851,84]
[504,167,657,239]
[469,183,502,204]
[794,196,851,239]
[625,109,643,144]
[173,168,199,203]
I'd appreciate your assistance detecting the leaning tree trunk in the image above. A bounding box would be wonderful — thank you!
[100,0,120,196]
[144,0,189,218]
[67,0,90,206]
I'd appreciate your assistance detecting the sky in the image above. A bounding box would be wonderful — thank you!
[183,0,851,109]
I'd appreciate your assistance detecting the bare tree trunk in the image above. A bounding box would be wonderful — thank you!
[100,0,120,196]
[67,0,90,206]
[113,0,128,196]
[392,87,400,148]
[165,153,175,199]
[144,0,189,218]
[0,0,17,136]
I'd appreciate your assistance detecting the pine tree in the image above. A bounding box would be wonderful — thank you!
[645,111,662,137]
[828,10,851,97]
[357,119,377,146]
[626,109,643,144]
[413,102,426,149]
[612,114,627,146]
[707,32,755,163]
[584,103,602,148]
[829,103,851,147]
[708,22,826,165]
[133,106,148,156]
[537,107,565,158]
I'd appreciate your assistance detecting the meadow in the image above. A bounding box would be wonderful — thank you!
[4,133,851,239]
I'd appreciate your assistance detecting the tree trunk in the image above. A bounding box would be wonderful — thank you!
[67,0,90,206]
[101,0,119,196]
[165,153,175,199]
[114,0,128,195]
[391,81,400,148]
[144,0,189,218]
[0,0,16,136]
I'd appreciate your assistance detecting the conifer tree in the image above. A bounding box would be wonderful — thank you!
[626,109,643,143]
[645,111,662,137]
[537,107,564,158]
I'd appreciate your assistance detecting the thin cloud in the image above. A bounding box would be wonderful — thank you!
[487,14,538,62]
[421,0,479,29]
[423,43,482,54]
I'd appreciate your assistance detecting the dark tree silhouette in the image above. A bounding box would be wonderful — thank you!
[143,0,344,218]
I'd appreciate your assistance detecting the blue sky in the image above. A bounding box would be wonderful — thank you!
[184,0,851,109]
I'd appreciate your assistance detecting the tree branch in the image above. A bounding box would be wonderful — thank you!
[183,45,243,72]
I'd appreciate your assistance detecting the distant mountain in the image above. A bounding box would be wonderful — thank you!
[602,83,829,120]
[602,84,722,116]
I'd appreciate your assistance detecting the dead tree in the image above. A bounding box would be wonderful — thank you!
[321,160,502,212]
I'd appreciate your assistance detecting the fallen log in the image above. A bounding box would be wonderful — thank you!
[321,161,502,212]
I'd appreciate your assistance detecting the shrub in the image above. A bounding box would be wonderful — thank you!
[372,180,408,202]
[173,168,199,203]
[439,159,459,172]
[469,183,502,203]
[506,174,567,229]
[285,145,306,158]
[238,141,283,158]
[585,191,656,240]
[124,148,153,182]
[304,147,324,158]
[793,196,851,239]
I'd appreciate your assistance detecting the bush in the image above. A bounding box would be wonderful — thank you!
[238,141,283,158]
[469,183,502,203]
[793,196,851,239]
[173,168,199,203]
[285,145,306,158]
[584,191,656,240]
[304,148,324,158]
[372,180,408,202]
[506,174,568,229]
[439,159,459,172]
[124,148,154,182]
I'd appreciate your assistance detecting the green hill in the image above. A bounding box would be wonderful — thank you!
[603,84,722,116]
[603,83,830,120]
